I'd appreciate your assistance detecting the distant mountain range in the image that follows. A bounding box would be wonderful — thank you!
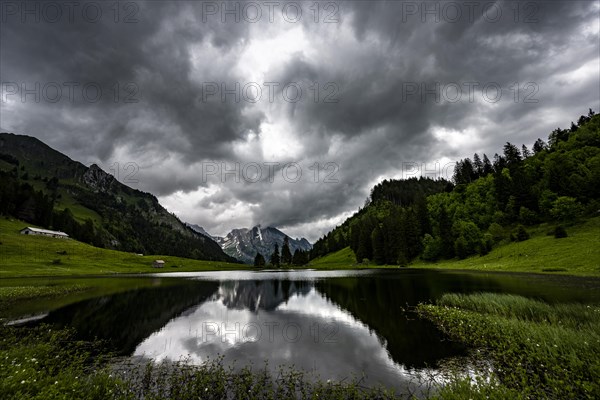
[0,132,236,262]
[185,223,214,240]
[187,223,312,264]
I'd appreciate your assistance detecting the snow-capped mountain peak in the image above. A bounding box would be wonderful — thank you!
[215,225,312,264]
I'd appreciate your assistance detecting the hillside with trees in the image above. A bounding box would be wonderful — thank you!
[0,133,237,262]
[310,109,600,265]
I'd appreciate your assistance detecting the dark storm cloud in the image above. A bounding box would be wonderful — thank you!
[1,0,598,240]
[283,0,598,139]
[1,1,260,160]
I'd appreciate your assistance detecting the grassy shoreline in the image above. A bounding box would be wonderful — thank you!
[417,293,600,399]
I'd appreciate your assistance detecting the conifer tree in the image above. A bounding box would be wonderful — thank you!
[254,253,266,267]
[473,153,483,177]
[482,154,493,176]
[281,237,292,265]
[384,208,402,264]
[503,142,522,167]
[371,225,385,264]
[356,219,374,263]
[270,244,280,267]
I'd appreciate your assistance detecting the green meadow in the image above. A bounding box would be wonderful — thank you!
[0,217,247,278]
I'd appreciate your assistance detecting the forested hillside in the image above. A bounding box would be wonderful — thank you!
[310,109,600,265]
[0,133,236,262]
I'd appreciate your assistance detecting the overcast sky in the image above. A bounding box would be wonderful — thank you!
[1,0,598,241]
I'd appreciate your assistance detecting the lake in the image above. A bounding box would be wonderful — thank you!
[5,269,600,395]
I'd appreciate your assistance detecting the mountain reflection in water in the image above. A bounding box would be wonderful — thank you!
[133,279,463,391]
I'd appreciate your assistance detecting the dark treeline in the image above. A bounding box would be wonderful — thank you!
[310,109,600,265]
[370,177,453,206]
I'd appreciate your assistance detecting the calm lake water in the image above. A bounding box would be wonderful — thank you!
[7,269,600,394]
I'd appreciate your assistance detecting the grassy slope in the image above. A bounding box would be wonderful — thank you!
[11,176,102,224]
[307,247,360,269]
[0,217,248,278]
[53,188,103,223]
[310,217,600,276]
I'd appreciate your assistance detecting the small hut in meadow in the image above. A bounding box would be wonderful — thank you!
[20,227,69,239]
[152,260,165,268]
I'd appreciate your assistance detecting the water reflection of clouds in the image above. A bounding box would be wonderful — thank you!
[277,288,366,328]
[134,286,416,390]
